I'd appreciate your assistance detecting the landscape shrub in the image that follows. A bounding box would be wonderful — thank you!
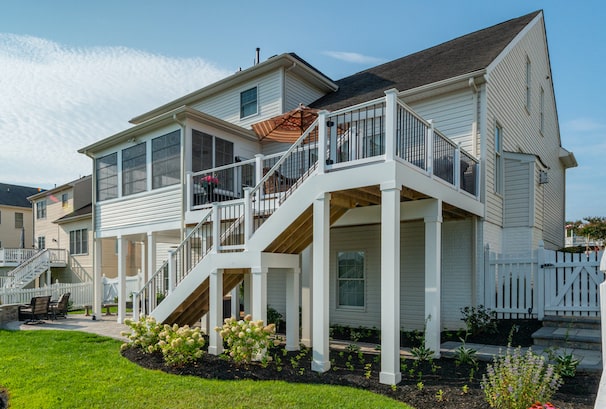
[460,304,497,336]
[121,315,165,353]
[481,346,562,409]
[216,314,275,363]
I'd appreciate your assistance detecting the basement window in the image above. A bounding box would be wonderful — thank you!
[337,251,365,308]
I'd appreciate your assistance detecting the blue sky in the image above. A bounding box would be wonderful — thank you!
[0,0,603,221]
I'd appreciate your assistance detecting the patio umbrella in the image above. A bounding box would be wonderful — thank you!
[251,104,320,143]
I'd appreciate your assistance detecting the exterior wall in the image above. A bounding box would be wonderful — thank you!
[504,157,531,227]
[61,218,93,282]
[484,15,565,249]
[99,237,142,278]
[409,88,476,153]
[191,70,283,130]
[0,205,34,248]
[31,187,73,248]
[284,73,326,112]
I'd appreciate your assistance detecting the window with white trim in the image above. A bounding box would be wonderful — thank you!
[36,200,46,219]
[62,193,68,208]
[37,236,45,250]
[494,124,503,195]
[122,142,147,196]
[96,152,118,201]
[152,130,181,189]
[70,229,88,255]
[337,251,365,308]
[240,87,258,118]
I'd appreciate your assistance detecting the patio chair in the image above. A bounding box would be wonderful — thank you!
[18,295,51,324]
[49,292,70,320]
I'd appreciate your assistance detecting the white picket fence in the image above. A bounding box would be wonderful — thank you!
[486,242,605,319]
[0,282,93,307]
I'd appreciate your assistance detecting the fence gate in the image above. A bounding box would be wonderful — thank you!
[486,243,605,319]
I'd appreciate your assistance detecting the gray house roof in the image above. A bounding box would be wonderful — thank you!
[0,183,42,208]
[311,11,540,111]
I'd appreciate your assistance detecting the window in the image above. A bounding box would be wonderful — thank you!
[14,212,23,228]
[525,57,531,111]
[70,229,88,255]
[337,251,365,308]
[37,236,45,250]
[122,142,147,196]
[192,131,234,171]
[36,200,46,219]
[62,193,68,208]
[152,130,181,189]
[494,124,503,195]
[96,152,118,201]
[240,87,258,118]
[540,87,545,134]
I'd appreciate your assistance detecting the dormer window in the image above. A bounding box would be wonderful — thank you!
[240,87,258,118]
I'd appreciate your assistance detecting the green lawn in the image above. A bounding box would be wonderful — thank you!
[0,330,411,409]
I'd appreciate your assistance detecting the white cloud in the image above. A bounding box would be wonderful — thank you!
[562,117,605,133]
[322,50,385,65]
[0,34,231,188]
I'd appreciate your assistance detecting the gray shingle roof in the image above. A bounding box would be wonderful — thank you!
[311,11,540,111]
[0,183,42,208]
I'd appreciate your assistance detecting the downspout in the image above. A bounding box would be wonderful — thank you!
[173,113,187,241]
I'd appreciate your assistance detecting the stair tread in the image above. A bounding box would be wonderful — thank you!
[532,326,601,342]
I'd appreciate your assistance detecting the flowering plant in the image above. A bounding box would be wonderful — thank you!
[481,346,561,409]
[215,314,275,363]
[200,175,219,187]
[528,403,558,409]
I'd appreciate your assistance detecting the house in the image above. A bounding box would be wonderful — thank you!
[78,10,576,385]
[0,182,40,274]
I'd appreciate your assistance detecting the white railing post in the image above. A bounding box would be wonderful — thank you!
[317,111,328,174]
[244,187,253,246]
[186,171,192,212]
[255,154,264,197]
[133,292,140,320]
[484,244,491,308]
[384,88,398,162]
[454,143,461,190]
[212,203,221,253]
[168,250,176,293]
[537,240,545,320]
[426,120,434,175]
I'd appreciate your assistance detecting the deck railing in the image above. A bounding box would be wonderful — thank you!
[0,248,39,265]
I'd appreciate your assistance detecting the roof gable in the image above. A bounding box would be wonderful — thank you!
[0,183,41,208]
[311,11,540,111]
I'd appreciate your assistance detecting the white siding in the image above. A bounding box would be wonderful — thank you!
[96,185,181,234]
[284,73,326,111]
[267,269,288,317]
[504,158,531,227]
[191,70,283,130]
[409,89,475,153]
[485,16,565,248]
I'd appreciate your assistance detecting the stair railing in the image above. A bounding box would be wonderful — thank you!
[3,249,50,288]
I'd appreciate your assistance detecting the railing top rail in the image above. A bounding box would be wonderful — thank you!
[396,99,432,127]
[172,209,213,255]
[250,118,319,196]
[191,157,257,177]
[136,259,169,297]
[327,95,387,117]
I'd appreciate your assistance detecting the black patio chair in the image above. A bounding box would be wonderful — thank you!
[49,292,70,320]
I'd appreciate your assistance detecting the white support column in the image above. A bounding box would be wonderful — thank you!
[230,285,240,319]
[208,268,224,355]
[317,111,328,174]
[379,181,402,385]
[200,313,209,334]
[243,273,251,316]
[117,236,127,324]
[244,187,253,246]
[537,240,545,320]
[286,267,301,351]
[312,192,330,373]
[251,267,268,324]
[255,154,264,197]
[93,236,103,316]
[300,246,312,347]
[168,250,176,293]
[424,204,442,358]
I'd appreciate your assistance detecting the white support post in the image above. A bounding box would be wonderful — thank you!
[208,269,224,355]
[427,120,434,175]
[317,111,328,174]
[230,285,240,319]
[186,171,192,212]
[93,236,103,317]
[168,250,176,293]
[537,240,545,320]
[212,202,220,253]
[243,273,251,316]
[117,236,127,324]
[146,232,156,314]
[384,89,399,162]
[301,246,313,347]
[484,244,491,310]
[312,192,330,373]
[424,205,442,357]
[379,182,402,385]
[251,267,268,324]
[286,268,301,351]
[255,154,264,197]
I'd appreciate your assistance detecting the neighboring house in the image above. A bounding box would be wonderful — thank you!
[79,10,576,385]
[26,176,95,285]
[0,182,40,273]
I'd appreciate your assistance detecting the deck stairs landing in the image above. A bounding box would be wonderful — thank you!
[532,315,602,351]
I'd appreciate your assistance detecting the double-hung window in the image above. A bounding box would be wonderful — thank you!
[15,212,23,229]
[337,251,365,308]
[122,142,147,196]
[70,229,88,255]
[37,236,45,250]
[240,87,258,118]
[96,153,118,201]
[152,130,181,189]
[36,200,46,219]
